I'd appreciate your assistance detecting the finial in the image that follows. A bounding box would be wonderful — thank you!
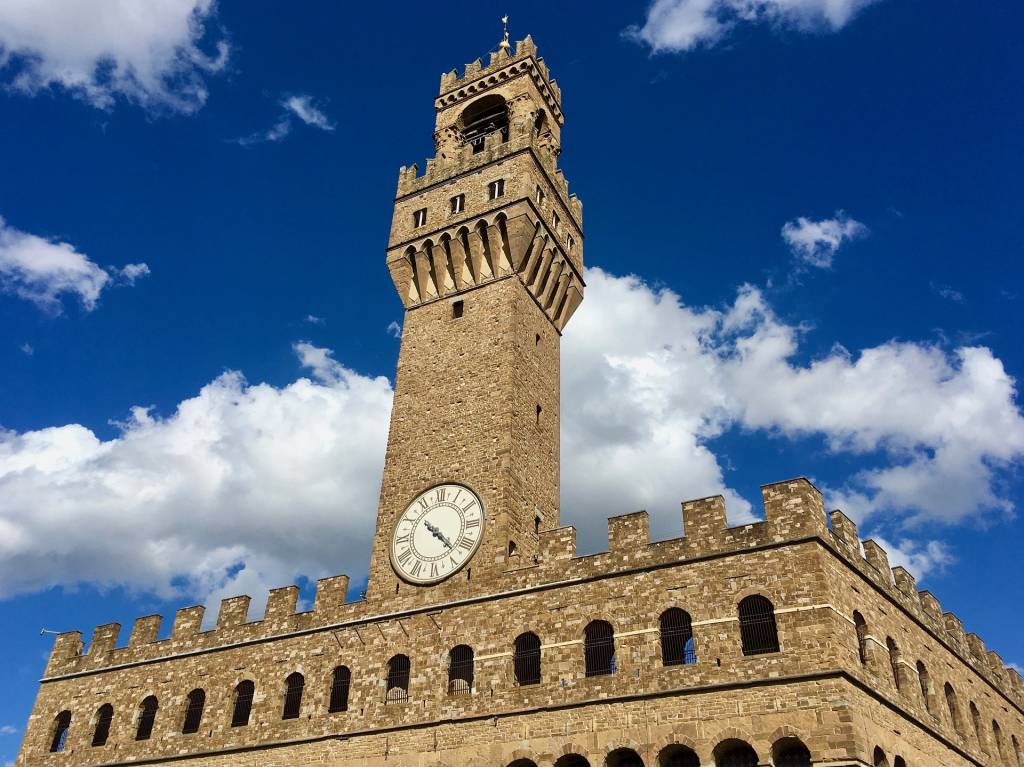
[499,15,511,53]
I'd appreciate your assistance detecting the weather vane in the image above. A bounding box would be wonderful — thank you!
[500,15,511,53]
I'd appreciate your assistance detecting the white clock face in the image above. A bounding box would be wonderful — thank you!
[390,483,484,584]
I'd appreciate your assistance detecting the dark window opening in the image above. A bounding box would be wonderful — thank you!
[281,672,304,720]
[534,515,541,534]
[508,540,517,557]
[447,645,474,696]
[514,632,541,685]
[945,683,962,734]
[916,660,930,708]
[775,743,812,767]
[452,300,464,319]
[91,704,113,747]
[413,208,427,228]
[50,711,71,753]
[535,185,545,205]
[450,194,465,215]
[584,620,616,677]
[853,610,868,664]
[886,636,901,690]
[660,608,696,666]
[658,744,699,767]
[329,666,351,712]
[231,681,255,727]
[738,595,779,655]
[182,689,204,734]
[536,403,542,425]
[135,696,158,741]
[460,94,509,153]
[535,333,541,346]
[873,747,889,767]
[717,742,758,767]
[385,654,410,704]
[607,747,644,767]
[488,178,505,200]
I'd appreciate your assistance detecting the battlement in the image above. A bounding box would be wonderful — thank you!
[43,478,1023,712]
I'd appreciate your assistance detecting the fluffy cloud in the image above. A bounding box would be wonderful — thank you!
[233,94,335,146]
[0,0,228,113]
[0,216,148,313]
[1,268,1020,610]
[781,211,868,268]
[625,0,882,53]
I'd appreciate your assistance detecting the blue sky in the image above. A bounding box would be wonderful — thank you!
[1,0,1022,758]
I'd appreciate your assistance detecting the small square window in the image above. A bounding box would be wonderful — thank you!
[450,194,465,214]
[452,300,464,319]
[488,179,505,200]
[413,208,427,228]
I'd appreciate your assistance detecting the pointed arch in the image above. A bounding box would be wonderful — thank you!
[886,636,902,690]
[181,689,205,734]
[134,695,158,741]
[91,704,113,747]
[944,682,963,734]
[49,710,71,753]
[231,680,254,727]
[853,610,868,664]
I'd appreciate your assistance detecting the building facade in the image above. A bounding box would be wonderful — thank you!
[16,32,1024,767]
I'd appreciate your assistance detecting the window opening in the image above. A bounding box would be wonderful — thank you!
[447,645,474,696]
[738,595,779,655]
[281,672,304,720]
[660,608,696,666]
[329,666,351,712]
[92,704,113,747]
[413,208,427,228]
[135,696,158,741]
[386,655,410,704]
[231,681,255,727]
[514,632,541,685]
[584,620,615,676]
[488,179,505,200]
[450,194,465,214]
[182,689,205,734]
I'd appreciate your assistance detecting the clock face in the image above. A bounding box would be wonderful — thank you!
[390,483,484,585]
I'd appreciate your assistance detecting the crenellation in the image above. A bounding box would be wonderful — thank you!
[45,631,82,675]
[681,495,728,541]
[828,509,859,553]
[128,615,162,647]
[171,605,205,640]
[87,623,120,656]
[215,595,251,631]
[312,574,349,620]
[918,590,941,621]
[265,586,299,627]
[538,525,576,562]
[943,612,968,655]
[860,540,892,585]
[966,632,987,666]
[891,567,917,600]
[607,511,650,554]
[760,477,827,540]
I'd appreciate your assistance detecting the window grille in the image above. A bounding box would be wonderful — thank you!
[738,595,779,655]
[91,704,113,747]
[853,610,868,664]
[385,654,410,704]
[231,681,255,727]
[329,666,351,712]
[447,645,474,696]
[775,743,812,767]
[50,711,71,753]
[718,743,758,767]
[513,632,541,685]
[583,620,616,677]
[281,672,304,720]
[135,696,158,741]
[181,689,205,734]
[659,608,696,666]
[886,637,901,689]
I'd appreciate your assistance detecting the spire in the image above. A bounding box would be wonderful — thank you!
[499,15,511,54]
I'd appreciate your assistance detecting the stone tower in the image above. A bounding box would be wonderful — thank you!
[365,32,584,601]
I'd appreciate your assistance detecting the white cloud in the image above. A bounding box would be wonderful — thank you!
[0,725,15,735]
[233,94,334,146]
[781,211,868,268]
[386,320,402,338]
[866,537,954,580]
[931,281,965,303]
[625,0,882,53]
[304,314,325,325]
[19,342,32,356]
[0,216,147,313]
[0,0,228,113]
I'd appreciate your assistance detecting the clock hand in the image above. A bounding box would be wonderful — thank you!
[424,520,454,549]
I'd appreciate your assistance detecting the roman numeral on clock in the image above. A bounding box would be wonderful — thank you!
[465,518,480,529]
[397,548,412,565]
[410,561,422,577]
[457,537,473,551]
[435,488,446,502]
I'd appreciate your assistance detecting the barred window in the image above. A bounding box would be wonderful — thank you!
[853,610,868,664]
[583,620,615,677]
[716,741,758,767]
[775,742,811,767]
[329,666,351,712]
[385,654,410,704]
[658,744,699,767]
[513,632,541,685]
[91,704,113,747]
[738,595,779,655]
[50,710,71,753]
[886,637,901,690]
[135,696,158,741]
[231,680,255,727]
[659,608,696,666]
[447,645,474,696]
[281,672,304,720]
[182,689,205,734]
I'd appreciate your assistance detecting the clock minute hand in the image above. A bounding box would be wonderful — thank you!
[424,520,454,549]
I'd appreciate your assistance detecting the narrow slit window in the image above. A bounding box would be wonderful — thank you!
[450,194,465,214]
[413,208,427,228]
[567,234,575,252]
[452,300,464,319]
[488,179,505,200]
[553,211,560,231]
[536,403,542,424]
[535,185,545,205]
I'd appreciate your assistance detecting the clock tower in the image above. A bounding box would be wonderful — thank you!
[366,29,584,602]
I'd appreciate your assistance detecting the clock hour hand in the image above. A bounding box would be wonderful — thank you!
[424,520,454,549]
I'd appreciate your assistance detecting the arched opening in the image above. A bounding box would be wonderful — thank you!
[282,672,304,720]
[49,710,71,753]
[554,755,591,767]
[91,704,113,747]
[182,689,204,734]
[916,660,930,708]
[738,595,779,655]
[459,94,509,153]
[231,680,254,727]
[514,631,541,685]
[773,739,812,767]
[886,637,902,690]
[135,695,158,741]
[1011,734,1021,766]
[386,654,410,703]
[329,666,351,712]
[993,720,1006,762]
[584,620,616,676]
[447,645,474,696]
[873,746,889,767]
[893,757,906,767]
[606,747,644,767]
[714,739,758,767]
[853,610,868,664]
[534,109,548,136]
[659,608,696,666]
[508,760,539,767]
[657,744,699,767]
[944,682,962,734]
[969,701,987,752]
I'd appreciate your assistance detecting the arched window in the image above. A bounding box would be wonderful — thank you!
[659,608,696,666]
[181,689,205,734]
[49,710,71,753]
[91,704,113,747]
[386,654,410,704]
[606,747,644,767]
[329,666,351,712]
[509,761,540,767]
[993,721,1006,763]
[853,610,868,664]
[873,747,889,767]
[715,740,758,767]
[282,672,304,720]
[893,757,906,767]
[1011,734,1021,767]
[658,744,699,767]
[135,696,158,741]
[513,632,541,685]
[970,701,987,751]
[447,645,474,696]
[554,755,591,767]
[584,620,616,677]
[886,637,901,690]
[459,94,509,153]
[231,680,254,727]
[916,660,930,709]
[775,741,811,767]
[738,595,779,655]
[944,683,963,734]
